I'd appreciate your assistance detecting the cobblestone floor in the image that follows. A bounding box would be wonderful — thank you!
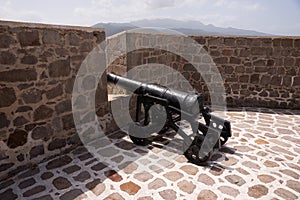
[0,107,299,200]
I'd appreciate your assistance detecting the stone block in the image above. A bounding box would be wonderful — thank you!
[239,49,250,57]
[282,76,292,87]
[251,47,266,55]
[271,76,282,86]
[46,84,63,99]
[80,41,94,52]
[33,105,54,121]
[42,30,63,45]
[250,74,260,84]
[294,39,300,47]
[48,58,71,77]
[7,129,28,148]
[230,57,241,64]
[30,145,44,159]
[22,89,43,104]
[0,112,10,128]
[0,34,16,48]
[18,30,40,47]
[62,114,75,130]
[0,51,16,65]
[214,57,228,64]
[21,55,38,65]
[0,87,16,107]
[31,125,53,141]
[260,75,271,85]
[13,116,29,127]
[224,38,236,46]
[82,75,96,90]
[208,38,223,46]
[55,100,72,115]
[292,77,300,86]
[0,163,14,172]
[281,39,293,47]
[48,138,66,151]
[0,69,37,82]
[239,75,249,83]
[67,33,80,46]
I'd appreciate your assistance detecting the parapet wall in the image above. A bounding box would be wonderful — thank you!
[0,21,107,180]
[109,32,300,109]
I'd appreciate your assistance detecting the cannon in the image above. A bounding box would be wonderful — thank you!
[107,72,231,165]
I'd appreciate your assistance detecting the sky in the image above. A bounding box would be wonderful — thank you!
[0,0,299,35]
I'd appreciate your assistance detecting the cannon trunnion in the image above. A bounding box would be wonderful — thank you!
[107,73,232,165]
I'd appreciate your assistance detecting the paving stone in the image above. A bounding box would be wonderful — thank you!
[148,178,167,190]
[53,177,72,190]
[149,165,163,173]
[180,165,198,175]
[221,156,238,166]
[263,160,280,168]
[46,155,72,170]
[0,179,15,190]
[63,165,81,174]
[23,185,46,197]
[91,162,107,171]
[225,175,246,186]
[0,188,18,200]
[257,174,275,183]
[103,193,125,200]
[120,181,141,195]
[111,155,124,163]
[197,190,217,200]
[248,184,268,198]
[85,179,105,196]
[198,174,215,186]
[18,167,40,179]
[242,161,260,169]
[159,189,177,200]
[286,180,300,193]
[209,165,224,176]
[121,162,138,174]
[133,171,153,182]
[104,170,123,182]
[85,158,97,166]
[32,194,53,200]
[41,172,54,180]
[274,188,298,200]
[163,171,183,181]
[18,178,36,189]
[73,171,91,182]
[218,186,240,197]
[177,180,196,194]
[115,141,136,150]
[137,196,154,200]
[59,189,86,200]
[78,152,93,161]
[279,169,300,179]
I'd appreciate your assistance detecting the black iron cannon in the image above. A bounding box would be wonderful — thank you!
[107,72,231,165]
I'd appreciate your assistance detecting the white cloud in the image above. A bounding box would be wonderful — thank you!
[213,0,264,11]
[0,0,43,23]
[145,0,177,9]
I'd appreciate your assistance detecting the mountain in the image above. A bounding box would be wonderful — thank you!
[93,18,271,36]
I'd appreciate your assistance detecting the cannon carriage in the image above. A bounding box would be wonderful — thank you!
[107,72,231,165]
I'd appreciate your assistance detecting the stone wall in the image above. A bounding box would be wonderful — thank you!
[0,21,106,180]
[108,32,300,109]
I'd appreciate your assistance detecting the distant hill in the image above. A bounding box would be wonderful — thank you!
[93,18,272,37]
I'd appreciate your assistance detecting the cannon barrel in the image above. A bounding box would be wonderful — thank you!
[107,73,202,114]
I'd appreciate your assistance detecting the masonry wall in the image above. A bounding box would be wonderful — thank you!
[109,32,300,109]
[0,21,107,180]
